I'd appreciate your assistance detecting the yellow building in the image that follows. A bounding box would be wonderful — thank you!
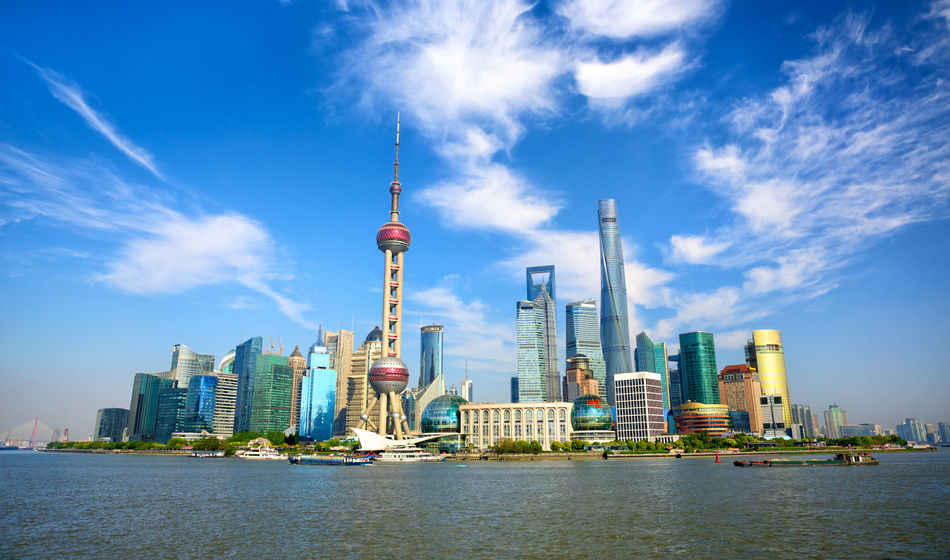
[745,329,792,427]
[287,346,307,431]
[344,328,382,433]
[323,329,354,435]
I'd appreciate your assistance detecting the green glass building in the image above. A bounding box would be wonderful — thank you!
[678,332,719,405]
[634,331,671,410]
[249,353,293,433]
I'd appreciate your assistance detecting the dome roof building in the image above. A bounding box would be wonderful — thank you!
[365,326,383,343]
[421,394,468,433]
[570,394,616,443]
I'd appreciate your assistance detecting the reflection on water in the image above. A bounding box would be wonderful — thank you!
[1,451,948,559]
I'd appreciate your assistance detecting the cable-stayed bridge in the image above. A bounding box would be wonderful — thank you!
[2,417,62,448]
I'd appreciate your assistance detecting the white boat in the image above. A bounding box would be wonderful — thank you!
[376,446,445,462]
[190,450,225,458]
[235,445,284,460]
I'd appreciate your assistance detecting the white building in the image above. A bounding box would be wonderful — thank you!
[760,394,786,438]
[459,402,572,451]
[614,372,665,442]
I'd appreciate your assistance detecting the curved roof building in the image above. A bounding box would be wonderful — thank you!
[421,394,468,433]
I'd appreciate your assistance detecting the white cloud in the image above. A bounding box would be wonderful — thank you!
[668,234,730,265]
[558,0,721,39]
[30,64,162,178]
[574,44,687,102]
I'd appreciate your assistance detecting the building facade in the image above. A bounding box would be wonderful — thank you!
[760,394,786,437]
[598,198,632,406]
[344,328,383,434]
[182,375,217,433]
[154,385,187,444]
[672,402,730,437]
[419,325,444,389]
[634,331,671,410]
[94,408,129,442]
[322,329,354,439]
[516,300,546,403]
[525,267,560,402]
[790,404,819,438]
[614,372,665,442]
[460,402,573,451]
[169,344,215,390]
[248,353,293,433]
[210,372,237,437]
[678,332,719,406]
[288,345,307,432]
[232,336,263,434]
[745,330,792,427]
[565,299,607,402]
[718,364,764,435]
[896,418,927,443]
[824,404,847,439]
[299,346,336,441]
[127,373,173,441]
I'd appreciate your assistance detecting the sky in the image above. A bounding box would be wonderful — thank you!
[1,0,948,439]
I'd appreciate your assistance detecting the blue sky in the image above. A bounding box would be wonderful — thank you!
[1,1,948,438]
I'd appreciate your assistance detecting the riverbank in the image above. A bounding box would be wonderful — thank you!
[450,447,934,461]
[37,448,194,455]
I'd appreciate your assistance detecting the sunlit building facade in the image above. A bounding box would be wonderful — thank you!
[94,408,129,443]
[516,300,545,403]
[672,402,730,437]
[169,344,215,390]
[565,299,607,402]
[249,353,293,433]
[745,330,792,427]
[210,372,237,437]
[322,329,354,437]
[460,402,573,451]
[614,372,665,441]
[635,331,671,409]
[288,345,307,432]
[678,332,719,405]
[344,328,383,434]
[718,364,764,435]
[182,374,217,433]
[598,199,632,406]
[154,385,187,444]
[419,325,444,388]
[232,336,263,434]
[299,346,336,441]
[824,404,846,439]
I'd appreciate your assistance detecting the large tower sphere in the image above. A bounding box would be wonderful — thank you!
[377,222,411,254]
[571,394,613,431]
[369,356,409,394]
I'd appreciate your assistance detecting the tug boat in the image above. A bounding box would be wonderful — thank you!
[734,453,879,467]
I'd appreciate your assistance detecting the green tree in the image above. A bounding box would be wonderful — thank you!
[549,441,562,452]
[165,438,187,450]
[528,440,542,454]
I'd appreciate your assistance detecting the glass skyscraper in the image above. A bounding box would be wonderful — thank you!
[232,336,262,434]
[678,331,719,405]
[516,300,545,403]
[299,346,337,441]
[526,265,556,302]
[565,299,607,402]
[526,266,559,401]
[183,374,217,433]
[169,344,214,390]
[598,199,632,406]
[419,324,444,388]
[745,329,792,427]
[94,408,129,442]
[634,331,671,410]
[154,383,186,443]
[249,353,293,433]
[127,373,167,441]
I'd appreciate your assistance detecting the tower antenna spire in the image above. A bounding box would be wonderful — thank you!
[390,112,401,221]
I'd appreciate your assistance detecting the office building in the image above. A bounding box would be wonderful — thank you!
[526,265,556,302]
[598,199,632,405]
[635,331,671,410]
[218,350,235,374]
[232,336,263,434]
[516,300,546,403]
[677,332,719,405]
[824,404,847,439]
[672,402,730,437]
[510,377,519,403]
[127,373,173,441]
[896,418,927,443]
[760,394,785,437]
[169,344,215,390]
[564,355,599,402]
[790,404,819,438]
[94,408,129,443]
[718,364,764,434]
[248,353,293,433]
[614,372,665,441]
[668,367,684,409]
[288,345,307,432]
[525,267,560,401]
[154,385,187,444]
[565,299,608,402]
[745,330,792,426]
[460,401,573,451]
[182,374,217,433]
[460,371,473,403]
[299,344,337,441]
[729,410,752,433]
[210,372,237,437]
[345,327,383,433]
[939,422,950,444]
[321,329,354,437]
[420,325,444,388]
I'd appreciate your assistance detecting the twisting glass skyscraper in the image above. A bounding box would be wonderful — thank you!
[565,299,607,402]
[598,199,632,405]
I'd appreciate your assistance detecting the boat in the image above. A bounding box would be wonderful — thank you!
[1,444,21,451]
[189,450,225,458]
[288,454,374,466]
[235,445,284,460]
[734,453,879,467]
[376,446,445,463]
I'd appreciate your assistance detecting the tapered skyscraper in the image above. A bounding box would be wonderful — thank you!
[527,266,559,401]
[357,115,412,440]
[598,199,632,406]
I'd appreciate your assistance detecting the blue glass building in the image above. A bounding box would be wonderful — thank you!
[154,383,186,444]
[232,336,262,434]
[598,199,632,406]
[510,376,519,403]
[299,346,337,441]
[419,325,443,388]
[634,332,671,409]
[128,373,162,441]
[94,408,129,442]
[183,375,217,433]
[565,299,607,402]
[516,300,545,402]
[526,265,556,302]
[526,266,559,401]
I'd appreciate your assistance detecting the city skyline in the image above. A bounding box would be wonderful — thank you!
[1,1,949,434]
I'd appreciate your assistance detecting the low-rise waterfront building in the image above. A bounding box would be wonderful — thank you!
[460,402,572,451]
[672,402,730,437]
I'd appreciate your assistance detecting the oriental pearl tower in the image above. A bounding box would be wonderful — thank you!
[358,114,412,439]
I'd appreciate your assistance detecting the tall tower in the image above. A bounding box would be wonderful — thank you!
[598,199,632,406]
[358,115,412,439]
[744,329,792,427]
[565,299,607,403]
[526,266,559,402]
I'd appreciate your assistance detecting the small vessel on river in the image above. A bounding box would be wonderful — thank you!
[376,447,445,463]
[288,454,374,466]
[235,445,284,460]
[734,453,879,467]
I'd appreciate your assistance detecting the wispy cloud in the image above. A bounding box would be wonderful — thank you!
[574,43,687,103]
[28,63,162,178]
[557,0,722,39]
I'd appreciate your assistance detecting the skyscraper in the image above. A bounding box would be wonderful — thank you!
[345,328,383,433]
[94,408,129,443]
[614,372,665,441]
[525,270,560,401]
[299,344,336,441]
[896,418,927,443]
[249,353,293,433]
[460,366,472,402]
[598,199,632,405]
[717,364,764,434]
[526,265,556,302]
[182,374,217,433]
[232,336,262,434]
[419,325,444,388]
[210,371,237,438]
[565,299,607,402]
[790,404,819,438]
[824,404,846,439]
[678,332,719,405]
[154,383,186,443]
[322,329,353,437]
[127,373,169,441]
[357,116,413,439]
[745,329,792,427]
[516,300,545,403]
[634,331,671,410]
[288,345,307,432]
[169,344,215,390]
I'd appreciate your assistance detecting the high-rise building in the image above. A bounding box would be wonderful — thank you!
[169,344,215,390]
[345,327,383,434]
[181,375,217,433]
[745,330,792,427]
[526,265,556,302]
[678,332,719,405]
[460,368,473,402]
[299,344,336,441]
[824,404,846,439]
[510,377,519,403]
[565,299,607,402]
[635,332,671,410]
[760,394,786,436]
[614,372,665,441]
[598,199,632,406]
[356,117,413,439]
[218,350,235,374]
[564,355,599,402]
[232,336,263,434]
[210,372,237,437]
[717,364,764,434]
[516,300,545,403]
[938,422,950,444]
[896,418,927,443]
[249,353,293,433]
[94,408,129,443]
[288,345,307,432]
[154,384,187,444]
[321,329,353,436]
[790,404,819,438]
[525,266,560,401]
[668,367,684,409]
[420,325,444,388]
[127,373,172,441]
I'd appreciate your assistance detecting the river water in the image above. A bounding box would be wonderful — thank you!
[1,450,948,559]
